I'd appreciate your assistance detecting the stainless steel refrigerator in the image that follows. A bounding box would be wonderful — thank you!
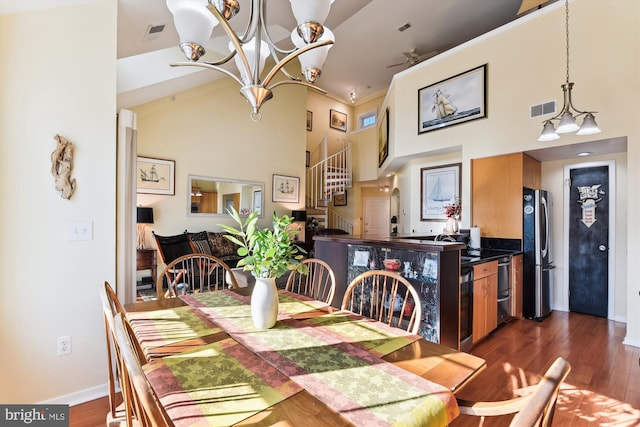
[523,188,554,320]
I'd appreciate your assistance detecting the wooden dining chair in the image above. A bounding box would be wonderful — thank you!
[113,312,174,427]
[456,357,571,427]
[99,281,129,427]
[100,281,149,427]
[156,253,240,298]
[285,258,336,305]
[341,270,422,334]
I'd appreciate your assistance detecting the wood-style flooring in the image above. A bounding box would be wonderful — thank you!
[70,311,640,426]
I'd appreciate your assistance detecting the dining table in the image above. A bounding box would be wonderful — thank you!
[125,287,486,427]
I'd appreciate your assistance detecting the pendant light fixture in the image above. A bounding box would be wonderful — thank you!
[166,0,335,121]
[538,0,601,142]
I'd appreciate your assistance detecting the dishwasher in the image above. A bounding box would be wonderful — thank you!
[497,256,512,325]
[459,265,474,352]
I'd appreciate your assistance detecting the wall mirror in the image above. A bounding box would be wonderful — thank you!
[188,175,264,217]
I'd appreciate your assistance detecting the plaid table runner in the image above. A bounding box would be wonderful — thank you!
[144,337,302,427]
[126,305,222,358]
[183,290,459,426]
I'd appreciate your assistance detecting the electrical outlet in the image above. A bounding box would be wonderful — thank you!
[57,335,72,356]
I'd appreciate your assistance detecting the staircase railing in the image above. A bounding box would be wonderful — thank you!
[306,135,352,209]
[327,208,353,234]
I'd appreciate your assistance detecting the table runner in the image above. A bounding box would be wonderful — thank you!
[184,291,458,426]
[126,305,222,358]
[144,337,302,427]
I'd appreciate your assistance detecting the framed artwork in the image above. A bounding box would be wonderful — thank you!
[334,191,347,206]
[306,150,310,168]
[378,107,389,167]
[306,110,313,131]
[418,64,487,134]
[272,174,299,203]
[330,109,347,132]
[420,163,461,221]
[136,156,175,195]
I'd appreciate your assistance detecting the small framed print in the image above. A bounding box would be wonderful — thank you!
[306,110,313,131]
[136,156,175,195]
[333,191,347,206]
[330,109,347,132]
[420,163,461,221]
[378,108,389,167]
[272,174,299,203]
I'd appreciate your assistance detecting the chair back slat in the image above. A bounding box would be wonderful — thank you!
[285,258,336,305]
[341,270,422,334]
[113,313,174,427]
[157,253,239,298]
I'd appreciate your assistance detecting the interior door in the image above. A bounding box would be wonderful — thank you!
[567,164,610,318]
[363,197,390,238]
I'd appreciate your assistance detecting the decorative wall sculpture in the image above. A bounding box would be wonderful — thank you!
[50,134,76,200]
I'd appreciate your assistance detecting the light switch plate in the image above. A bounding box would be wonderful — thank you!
[66,221,93,241]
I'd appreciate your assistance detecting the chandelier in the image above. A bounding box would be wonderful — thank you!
[538,0,601,142]
[166,0,335,121]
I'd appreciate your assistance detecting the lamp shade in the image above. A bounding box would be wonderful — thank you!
[137,207,154,224]
[291,210,307,222]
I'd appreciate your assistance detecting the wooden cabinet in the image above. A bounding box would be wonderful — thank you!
[471,152,541,239]
[473,260,498,344]
[511,254,523,318]
[136,249,157,290]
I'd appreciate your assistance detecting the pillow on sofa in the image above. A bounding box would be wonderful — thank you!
[207,232,241,266]
[189,231,213,255]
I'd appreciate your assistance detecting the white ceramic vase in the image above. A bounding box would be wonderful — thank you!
[251,277,279,329]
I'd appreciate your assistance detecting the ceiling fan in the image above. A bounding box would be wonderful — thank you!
[387,49,439,69]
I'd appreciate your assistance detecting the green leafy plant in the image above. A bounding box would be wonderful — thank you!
[219,207,308,279]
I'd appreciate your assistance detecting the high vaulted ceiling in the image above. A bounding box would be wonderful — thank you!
[114,0,558,108]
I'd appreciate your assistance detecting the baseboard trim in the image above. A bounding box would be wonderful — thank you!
[39,383,108,406]
[622,336,640,349]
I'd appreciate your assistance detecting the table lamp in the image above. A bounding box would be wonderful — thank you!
[291,210,307,241]
[136,206,154,249]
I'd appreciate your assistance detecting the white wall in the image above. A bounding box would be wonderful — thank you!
[387,0,639,342]
[0,1,117,403]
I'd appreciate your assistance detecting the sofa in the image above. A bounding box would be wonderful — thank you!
[187,231,242,267]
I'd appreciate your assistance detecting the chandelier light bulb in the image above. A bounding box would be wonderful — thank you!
[556,111,579,133]
[576,113,602,136]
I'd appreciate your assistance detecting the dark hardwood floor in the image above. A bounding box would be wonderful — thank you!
[70,311,640,426]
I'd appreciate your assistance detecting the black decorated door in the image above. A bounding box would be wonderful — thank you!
[568,164,610,318]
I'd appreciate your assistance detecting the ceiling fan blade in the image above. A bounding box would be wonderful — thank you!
[386,62,408,68]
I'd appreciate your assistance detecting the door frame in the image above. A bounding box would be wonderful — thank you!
[562,160,615,319]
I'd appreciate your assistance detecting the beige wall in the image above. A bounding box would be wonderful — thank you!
[0,1,117,403]
[386,0,638,338]
[133,77,309,241]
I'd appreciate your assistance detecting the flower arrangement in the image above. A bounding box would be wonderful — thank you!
[444,199,461,219]
[219,207,307,279]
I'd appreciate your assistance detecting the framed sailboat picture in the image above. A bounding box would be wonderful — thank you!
[272,174,299,203]
[137,156,175,195]
[420,163,461,221]
[418,64,487,134]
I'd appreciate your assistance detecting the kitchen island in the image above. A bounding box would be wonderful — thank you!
[313,234,466,350]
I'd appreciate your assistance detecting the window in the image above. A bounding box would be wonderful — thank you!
[358,109,377,129]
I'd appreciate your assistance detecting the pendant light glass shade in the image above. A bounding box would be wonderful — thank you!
[166,0,218,61]
[291,28,334,83]
[576,113,601,135]
[290,0,334,43]
[229,37,270,85]
[538,121,560,141]
[556,111,579,133]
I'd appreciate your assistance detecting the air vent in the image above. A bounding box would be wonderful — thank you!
[144,24,166,42]
[530,100,556,118]
[398,23,411,32]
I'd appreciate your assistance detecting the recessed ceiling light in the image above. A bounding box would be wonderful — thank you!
[577,151,592,157]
